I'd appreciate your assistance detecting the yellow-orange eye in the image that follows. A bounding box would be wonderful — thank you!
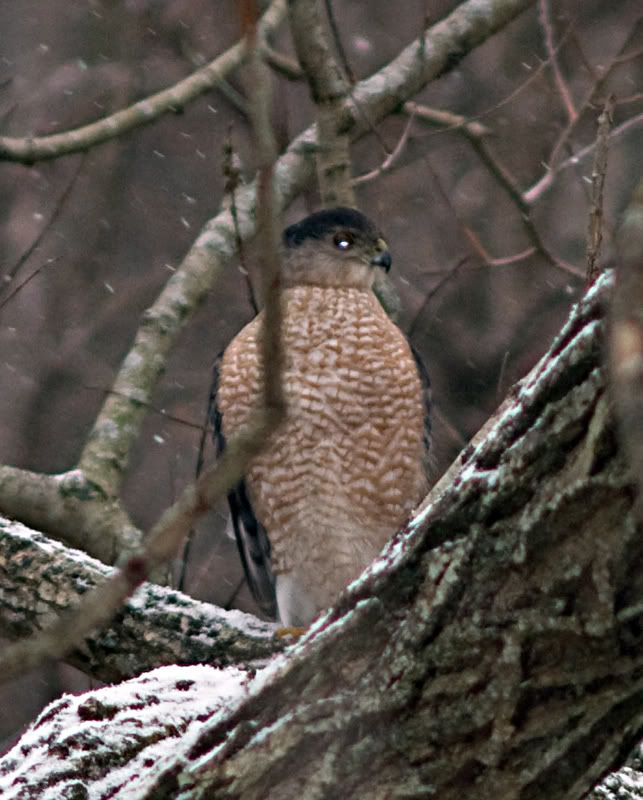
[333,231,354,250]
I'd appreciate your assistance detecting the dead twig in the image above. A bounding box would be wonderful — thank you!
[586,95,615,284]
[539,0,577,123]
[1,155,85,284]
[352,111,416,186]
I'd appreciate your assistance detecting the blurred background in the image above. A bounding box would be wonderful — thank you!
[0,0,641,751]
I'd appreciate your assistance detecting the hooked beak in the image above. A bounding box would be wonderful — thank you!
[370,239,392,272]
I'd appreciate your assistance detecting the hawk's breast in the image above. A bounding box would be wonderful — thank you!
[218,285,426,612]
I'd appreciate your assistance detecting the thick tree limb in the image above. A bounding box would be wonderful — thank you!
[289,0,355,206]
[0,466,141,564]
[0,665,252,798]
[0,518,281,682]
[1,271,640,799]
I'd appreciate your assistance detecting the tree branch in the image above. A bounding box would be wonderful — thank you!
[289,0,355,206]
[0,1,288,165]
[0,518,281,682]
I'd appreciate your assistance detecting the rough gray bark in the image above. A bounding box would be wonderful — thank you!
[0,520,281,682]
[1,270,641,799]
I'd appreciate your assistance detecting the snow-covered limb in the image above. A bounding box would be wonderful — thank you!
[0,665,250,800]
[0,520,281,682]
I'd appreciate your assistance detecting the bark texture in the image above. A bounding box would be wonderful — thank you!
[0,521,281,683]
[1,270,641,799]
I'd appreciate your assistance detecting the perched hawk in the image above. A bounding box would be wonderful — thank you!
[213,207,430,626]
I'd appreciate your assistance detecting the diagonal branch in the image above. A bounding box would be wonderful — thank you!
[0,517,282,682]
[0,1,288,165]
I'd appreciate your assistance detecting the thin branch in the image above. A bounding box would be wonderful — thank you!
[0,257,60,314]
[404,100,583,276]
[322,0,392,157]
[403,101,492,138]
[463,133,583,276]
[224,131,258,315]
[407,254,471,341]
[352,111,416,186]
[539,0,577,123]
[586,95,615,284]
[1,154,85,284]
[540,20,641,192]
[0,1,287,164]
[524,111,643,206]
[262,44,304,80]
[323,0,356,84]
[82,385,209,432]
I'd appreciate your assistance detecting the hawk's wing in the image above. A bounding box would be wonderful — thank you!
[410,343,432,475]
[210,356,278,620]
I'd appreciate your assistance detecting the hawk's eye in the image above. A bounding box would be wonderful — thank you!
[333,231,354,250]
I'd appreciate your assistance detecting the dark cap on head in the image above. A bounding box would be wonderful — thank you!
[283,207,380,248]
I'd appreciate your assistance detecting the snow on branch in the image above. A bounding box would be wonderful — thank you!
[0,665,250,800]
[0,518,281,683]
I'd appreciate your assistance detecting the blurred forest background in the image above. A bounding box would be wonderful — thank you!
[0,0,641,752]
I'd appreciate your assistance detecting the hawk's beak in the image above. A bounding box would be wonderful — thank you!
[371,239,392,272]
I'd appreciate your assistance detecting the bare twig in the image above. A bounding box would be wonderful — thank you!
[525,112,643,206]
[407,255,471,340]
[1,155,85,284]
[242,0,285,413]
[0,258,60,314]
[352,112,416,186]
[457,117,583,277]
[586,95,615,284]
[224,131,258,315]
[533,19,641,202]
[323,0,356,84]
[403,101,492,138]
[406,100,583,277]
[82,385,208,432]
[0,1,287,164]
[539,0,577,123]
[262,44,304,80]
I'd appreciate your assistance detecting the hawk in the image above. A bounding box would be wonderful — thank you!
[213,207,430,626]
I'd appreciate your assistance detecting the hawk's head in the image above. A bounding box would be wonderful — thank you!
[282,207,391,288]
